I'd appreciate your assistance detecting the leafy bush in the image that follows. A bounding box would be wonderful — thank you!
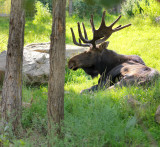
[121,0,139,16]
[33,1,51,24]
[0,0,5,5]
[121,0,160,18]
[0,0,11,14]
[73,0,102,18]
[38,0,52,11]
[24,0,36,17]
[85,0,123,8]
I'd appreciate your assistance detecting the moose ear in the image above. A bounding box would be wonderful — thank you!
[98,41,109,51]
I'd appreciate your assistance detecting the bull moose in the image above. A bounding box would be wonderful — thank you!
[68,11,159,93]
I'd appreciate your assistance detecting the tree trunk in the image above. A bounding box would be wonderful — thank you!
[0,0,25,136]
[69,0,73,16]
[48,0,66,144]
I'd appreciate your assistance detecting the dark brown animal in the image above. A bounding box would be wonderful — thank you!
[68,11,159,93]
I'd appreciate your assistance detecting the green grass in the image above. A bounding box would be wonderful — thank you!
[0,14,160,146]
[20,73,160,146]
[0,17,9,52]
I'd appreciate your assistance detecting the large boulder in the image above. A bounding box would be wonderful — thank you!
[0,43,88,85]
[24,42,87,58]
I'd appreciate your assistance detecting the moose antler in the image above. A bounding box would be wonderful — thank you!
[71,11,131,48]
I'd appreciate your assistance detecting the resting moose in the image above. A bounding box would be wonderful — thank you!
[68,11,159,93]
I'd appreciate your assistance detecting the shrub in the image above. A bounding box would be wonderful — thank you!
[73,0,102,18]
[121,0,160,18]
[0,0,11,14]
[121,0,140,16]
[24,0,36,17]
[33,1,51,24]
[0,0,5,6]
[38,0,52,12]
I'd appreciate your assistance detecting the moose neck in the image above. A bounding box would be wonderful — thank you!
[96,49,128,75]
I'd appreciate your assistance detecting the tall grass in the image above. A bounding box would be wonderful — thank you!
[20,72,160,146]
[121,0,160,18]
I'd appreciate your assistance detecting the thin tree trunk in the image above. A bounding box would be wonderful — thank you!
[0,0,25,136]
[48,0,66,144]
[69,0,73,16]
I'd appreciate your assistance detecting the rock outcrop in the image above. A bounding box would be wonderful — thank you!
[0,43,88,84]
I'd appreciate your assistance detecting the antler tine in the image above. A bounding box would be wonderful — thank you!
[90,11,107,47]
[115,25,122,29]
[71,28,90,47]
[78,38,90,47]
[90,14,95,33]
[78,22,91,43]
[79,38,81,44]
[99,11,106,28]
[109,15,121,28]
[82,23,88,40]
[95,35,110,45]
[113,24,131,32]
[71,28,80,46]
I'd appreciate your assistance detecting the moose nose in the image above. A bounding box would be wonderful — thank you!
[68,62,75,69]
[68,64,73,69]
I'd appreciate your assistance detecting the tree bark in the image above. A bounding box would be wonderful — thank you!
[48,0,66,144]
[0,0,25,136]
[69,0,73,16]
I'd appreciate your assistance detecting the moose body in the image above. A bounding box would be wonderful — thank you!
[68,11,159,93]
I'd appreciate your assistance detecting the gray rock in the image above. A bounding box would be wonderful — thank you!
[23,49,50,84]
[0,43,88,85]
[126,95,148,111]
[127,97,141,108]
[24,42,50,53]
[24,42,88,58]
[155,16,160,23]
[155,105,160,124]
[0,51,6,71]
